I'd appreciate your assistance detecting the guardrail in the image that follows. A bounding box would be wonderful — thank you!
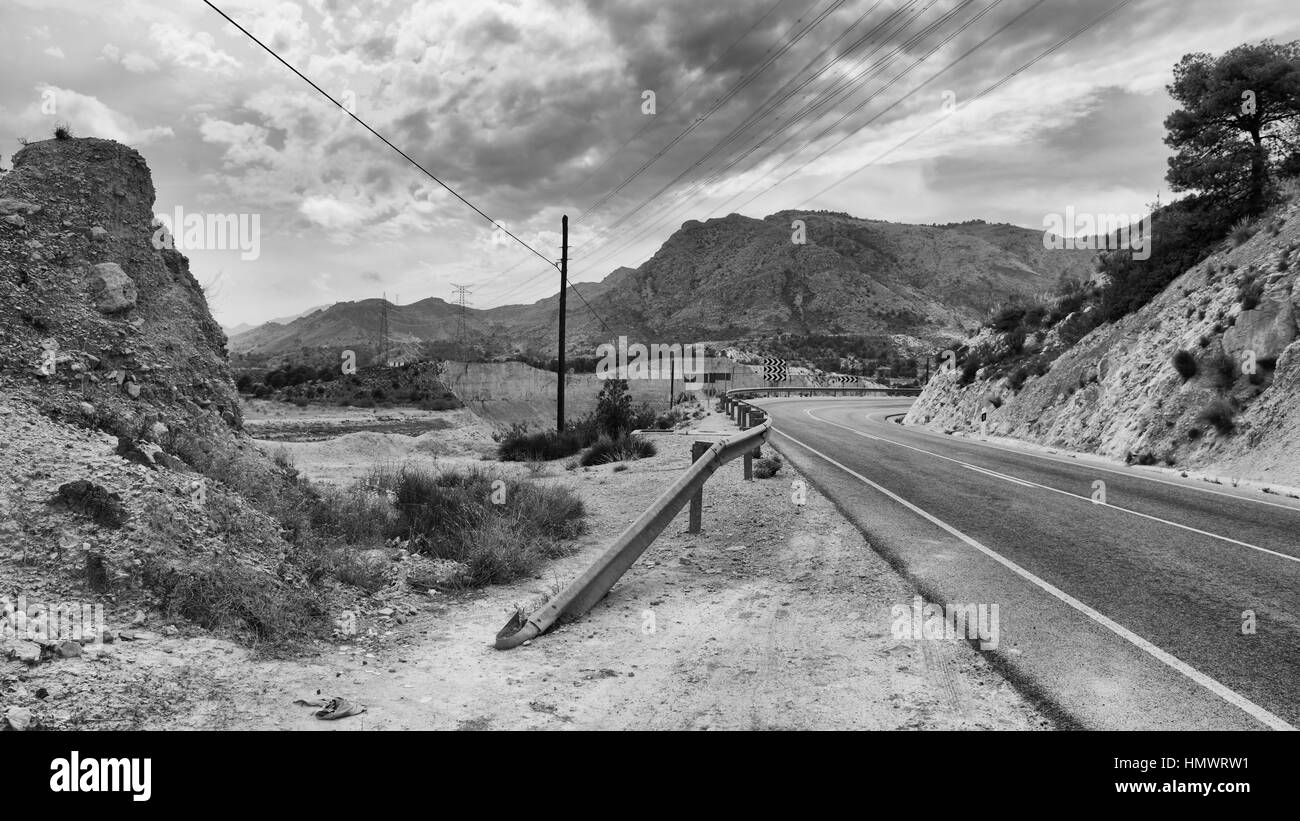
[722,385,921,411]
[493,412,771,650]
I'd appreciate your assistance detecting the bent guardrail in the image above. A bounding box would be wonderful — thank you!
[494,416,772,650]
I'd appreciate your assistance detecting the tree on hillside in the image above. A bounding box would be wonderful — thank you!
[1165,40,1300,216]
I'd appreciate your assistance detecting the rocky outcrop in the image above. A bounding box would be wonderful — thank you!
[0,137,242,450]
[906,195,1300,487]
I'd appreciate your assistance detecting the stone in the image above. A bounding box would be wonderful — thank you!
[78,401,95,417]
[85,262,137,313]
[145,421,169,442]
[3,214,25,228]
[57,640,82,658]
[89,225,108,241]
[11,640,41,664]
[1222,296,1296,363]
[0,197,41,215]
[49,480,128,527]
[4,706,32,731]
[124,381,141,399]
[118,630,136,641]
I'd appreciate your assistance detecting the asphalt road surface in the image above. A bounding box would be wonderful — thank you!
[755,396,1300,730]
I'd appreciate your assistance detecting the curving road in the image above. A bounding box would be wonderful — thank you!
[754,396,1300,730]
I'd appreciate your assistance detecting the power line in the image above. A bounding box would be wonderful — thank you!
[574,0,983,273]
[793,0,1137,207]
[581,0,1062,276]
[568,0,924,266]
[201,0,558,272]
[571,0,801,194]
[577,0,851,223]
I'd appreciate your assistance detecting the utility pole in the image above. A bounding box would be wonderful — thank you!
[556,215,568,433]
[668,354,675,409]
[450,283,473,347]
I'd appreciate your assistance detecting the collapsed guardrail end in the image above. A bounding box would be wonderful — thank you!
[494,610,543,650]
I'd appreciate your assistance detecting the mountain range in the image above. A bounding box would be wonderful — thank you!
[227,211,1098,363]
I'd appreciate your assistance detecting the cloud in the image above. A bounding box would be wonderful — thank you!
[43,46,65,59]
[102,43,160,73]
[198,118,281,167]
[299,195,367,232]
[26,86,173,144]
[150,22,241,75]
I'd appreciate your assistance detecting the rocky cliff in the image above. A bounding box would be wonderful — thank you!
[906,191,1300,487]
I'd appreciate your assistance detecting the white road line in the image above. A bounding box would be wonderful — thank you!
[855,405,1300,514]
[772,426,1297,732]
[964,463,1035,487]
[802,407,1300,566]
[755,396,1300,512]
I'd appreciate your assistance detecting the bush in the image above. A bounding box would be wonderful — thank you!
[1172,350,1198,380]
[753,455,782,479]
[1238,275,1264,310]
[595,379,634,437]
[1008,367,1029,391]
[417,395,460,411]
[1006,326,1027,354]
[1198,398,1236,434]
[959,355,980,386]
[495,422,595,462]
[53,122,72,140]
[991,305,1026,332]
[374,465,586,586]
[142,558,325,651]
[580,433,657,466]
[1230,215,1256,247]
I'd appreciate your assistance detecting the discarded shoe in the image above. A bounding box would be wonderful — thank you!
[313,697,366,720]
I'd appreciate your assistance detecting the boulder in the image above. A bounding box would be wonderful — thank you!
[0,197,41,215]
[1222,295,1296,363]
[4,706,33,731]
[48,480,128,528]
[85,262,137,313]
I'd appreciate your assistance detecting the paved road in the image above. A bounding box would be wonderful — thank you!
[755,396,1300,730]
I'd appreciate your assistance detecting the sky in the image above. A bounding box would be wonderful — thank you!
[3,0,1298,327]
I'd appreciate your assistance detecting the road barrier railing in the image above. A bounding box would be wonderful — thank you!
[494,412,772,650]
[720,384,920,415]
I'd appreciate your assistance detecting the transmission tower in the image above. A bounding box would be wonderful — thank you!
[450,283,473,344]
[379,292,390,366]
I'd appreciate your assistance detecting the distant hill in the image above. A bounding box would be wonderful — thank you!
[228,212,1096,362]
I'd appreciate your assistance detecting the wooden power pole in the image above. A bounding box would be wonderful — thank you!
[556,215,568,433]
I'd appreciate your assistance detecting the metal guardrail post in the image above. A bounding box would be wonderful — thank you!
[743,448,753,480]
[689,441,708,533]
